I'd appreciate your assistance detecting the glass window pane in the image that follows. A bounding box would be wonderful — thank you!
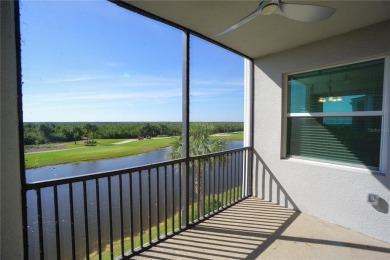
[287,117,382,169]
[288,59,384,113]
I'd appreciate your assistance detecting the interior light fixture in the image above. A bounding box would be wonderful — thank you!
[318,96,343,103]
[318,73,343,103]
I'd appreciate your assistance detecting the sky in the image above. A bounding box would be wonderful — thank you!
[20,0,245,122]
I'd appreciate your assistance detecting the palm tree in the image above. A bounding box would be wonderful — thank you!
[84,123,93,143]
[168,123,225,217]
[84,124,98,144]
[72,126,81,144]
[90,124,98,143]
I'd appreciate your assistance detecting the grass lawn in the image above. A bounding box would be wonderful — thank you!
[25,138,174,169]
[25,132,244,169]
[211,131,244,141]
[65,139,128,148]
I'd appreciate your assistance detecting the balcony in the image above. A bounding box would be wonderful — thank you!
[25,147,390,259]
[2,1,390,259]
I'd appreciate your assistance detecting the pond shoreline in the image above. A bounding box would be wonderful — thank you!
[24,133,243,169]
[26,141,244,183]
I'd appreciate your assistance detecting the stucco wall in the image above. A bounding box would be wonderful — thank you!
[253,20,390,243]
[1,1,24,258]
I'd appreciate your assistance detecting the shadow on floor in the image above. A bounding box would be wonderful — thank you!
[134,198,390,259]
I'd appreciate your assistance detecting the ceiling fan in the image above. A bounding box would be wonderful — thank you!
[216,0,335,36]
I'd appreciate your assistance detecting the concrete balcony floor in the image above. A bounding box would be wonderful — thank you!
[134,197,390,260]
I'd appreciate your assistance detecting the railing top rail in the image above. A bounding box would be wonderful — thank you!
[188,146,250,160]
[24,146,250,190]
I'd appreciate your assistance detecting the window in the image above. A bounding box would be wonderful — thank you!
[285,59,388,172]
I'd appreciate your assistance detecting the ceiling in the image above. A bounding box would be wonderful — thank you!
[123,0,390,59]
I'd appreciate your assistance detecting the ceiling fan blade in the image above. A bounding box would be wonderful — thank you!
[279,3,335,22]
[215,2,265,36]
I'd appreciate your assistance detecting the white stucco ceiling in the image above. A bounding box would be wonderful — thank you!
[123,0,390,59]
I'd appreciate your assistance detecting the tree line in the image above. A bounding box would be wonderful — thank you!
[23,122,243,145]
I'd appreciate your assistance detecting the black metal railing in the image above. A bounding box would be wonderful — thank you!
[24,147,252,259]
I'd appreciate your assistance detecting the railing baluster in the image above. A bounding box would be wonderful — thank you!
[156,167,160,238]
[225,154,228,205]
[227,153,230,205]
[213,156,216,212]
[225,154,227,206]
[203,158,206,217]
[36,188,44,260]
[208,157,211,216]
[241,150,244,199]
[237,151,241,200]
[138,170,143,248]
[178,162,182,229]
[217,156,220,211]
[226,154,229,205]
[249,148,253,196]
[232,152,236,202]
[69,184,76,260]
[83,181,90,260]
[230,152,233,204]
[244,149,247,197]
[221,154,225,208]
[54,186,61,260]
[148,169,152,244]
[239,151,244,199]
[185,160,190,227]
[164,165,167,237]
[171,164,175,232]
[119,174,125,257]
[107,177,113,259]
[192,161,195,222]
[95,179,102,260]
[234,152,240,202]
[231,152,236,204]
[129,173,134,253]
[197,158,200,221]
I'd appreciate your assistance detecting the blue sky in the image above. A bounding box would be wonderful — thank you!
[20,0,244,122]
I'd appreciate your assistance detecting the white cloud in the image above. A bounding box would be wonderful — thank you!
[191,87,242,97]
[43,73,113,84]
[191,79,243,87]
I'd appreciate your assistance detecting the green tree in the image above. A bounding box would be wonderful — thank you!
[71,126,82,144]
[168,124,225,216]
[83,123,92,143]
[90,124,98,143]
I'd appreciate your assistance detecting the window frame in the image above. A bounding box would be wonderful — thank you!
[282,56,389,174]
